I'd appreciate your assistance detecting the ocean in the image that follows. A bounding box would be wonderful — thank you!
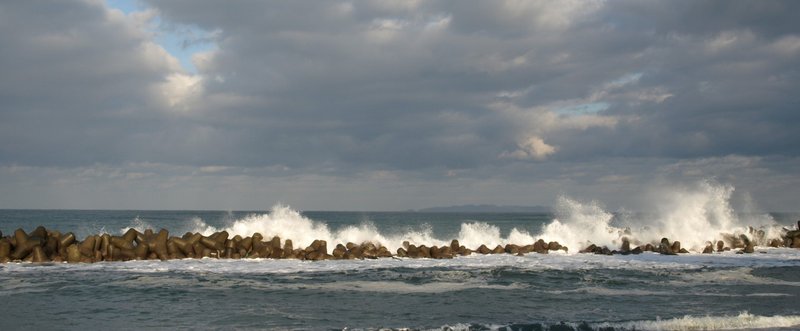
[1,203,799,330]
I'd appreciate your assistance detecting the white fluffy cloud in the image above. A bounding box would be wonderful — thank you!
[501,136,557,160]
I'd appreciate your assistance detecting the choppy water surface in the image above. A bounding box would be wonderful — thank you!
[1,189,800,330]
[1,252,800,330]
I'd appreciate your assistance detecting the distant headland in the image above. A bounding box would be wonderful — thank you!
[411,204,551,213]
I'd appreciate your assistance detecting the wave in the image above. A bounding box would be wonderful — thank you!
[541,180,786,252]
[117,180,790,254]
[438,312,800,330]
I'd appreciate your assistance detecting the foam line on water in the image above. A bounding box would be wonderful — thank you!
[672,267,800,287]
[436,312,800,331]
[601,311,800,330]
[264,280,527,293]
[3,249,799,275]
[545,286,675,297]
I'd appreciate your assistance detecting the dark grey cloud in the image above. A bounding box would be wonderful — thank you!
[1,0,799,209]
[146,0,800,165]
[604,0,800,38]
[0,0,182,166]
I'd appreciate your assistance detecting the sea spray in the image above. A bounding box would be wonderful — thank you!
[640,180,785,250]
[538,196,618,253]
[536,180,785,252]
[333,223,385,249]
[121,216,154,235]
[507,228,536,245]
[384,224,443,252]
[455,222,503,249]
[115,181,788,253]
[649,181,742,250]
[184,205,441,253]
[217,205,335,251]
[177,208,546,253]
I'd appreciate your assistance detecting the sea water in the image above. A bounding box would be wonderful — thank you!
[1,185,800,330]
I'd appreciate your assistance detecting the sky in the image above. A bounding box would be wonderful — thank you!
[1,0,799,211]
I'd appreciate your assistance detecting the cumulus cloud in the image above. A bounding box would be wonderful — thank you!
[501,135,557,160]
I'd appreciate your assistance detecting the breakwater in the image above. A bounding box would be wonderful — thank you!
[1,223,798,263]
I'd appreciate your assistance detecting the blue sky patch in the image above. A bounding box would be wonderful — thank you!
[555,102,610,115]
[106,0,215,73]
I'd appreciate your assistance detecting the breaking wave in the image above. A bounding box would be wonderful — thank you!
[119,180,789,253]
[540,180,785,251]
[178,207,546,254]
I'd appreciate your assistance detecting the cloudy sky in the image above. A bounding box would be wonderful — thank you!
[1,0,799,211]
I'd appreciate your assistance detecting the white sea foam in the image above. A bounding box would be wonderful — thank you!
[177,204,597,254]
[4,248,798,276]
[456,222,502,249]
[438,312,800,331]
[545,286,675,297]
[603,311,800,330]
[180,206,535,253]
[184,205,443,253]
[115,180,790,254]
[120,216,153,234]
[673,267,800,287]
[536,180,787,252]
[269,280,527,293]
[538,196,618,253]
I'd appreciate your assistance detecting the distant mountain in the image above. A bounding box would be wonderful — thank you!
[414,204,550,213]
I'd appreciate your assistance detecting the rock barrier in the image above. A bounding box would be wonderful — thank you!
[0,226,567,263]
[2,222,798,263]
[579,223,798,256]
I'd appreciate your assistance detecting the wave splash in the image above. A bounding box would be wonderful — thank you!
[540,180,785,252]
[119,181,788,254]
[184,206,535,254]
